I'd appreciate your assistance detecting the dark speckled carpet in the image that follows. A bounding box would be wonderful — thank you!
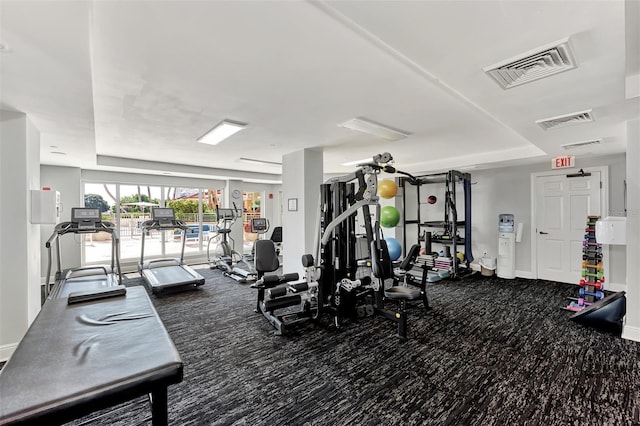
[56,267,640,425]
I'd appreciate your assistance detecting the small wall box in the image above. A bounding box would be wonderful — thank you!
[595,216,626,245]
[31,189,60,224]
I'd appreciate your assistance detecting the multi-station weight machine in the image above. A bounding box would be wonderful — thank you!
[252,153,428,340]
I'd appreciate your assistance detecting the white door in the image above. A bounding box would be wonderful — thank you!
[535,171,601,283]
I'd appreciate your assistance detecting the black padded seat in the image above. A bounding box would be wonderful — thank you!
[385,286,421,300]
[269,226,282,244]
[254,239,279,278]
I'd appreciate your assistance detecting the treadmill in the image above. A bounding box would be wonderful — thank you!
[139,207,205,294]
[45,207,123,300]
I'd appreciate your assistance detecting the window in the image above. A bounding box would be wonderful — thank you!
[82,182,223,266]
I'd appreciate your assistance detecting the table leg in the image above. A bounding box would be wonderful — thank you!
[151,388,168,426]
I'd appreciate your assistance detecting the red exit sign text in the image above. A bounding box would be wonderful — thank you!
[551,155,575,169]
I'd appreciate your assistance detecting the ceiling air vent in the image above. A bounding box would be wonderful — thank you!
[561,139,602,150]
[536,109,594,130]
[483,37,577,89]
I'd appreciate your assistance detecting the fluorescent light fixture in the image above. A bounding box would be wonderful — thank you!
[338,117,410,141]
[341,157,373,167]
[197,119,247,145]
[238,157,282,167]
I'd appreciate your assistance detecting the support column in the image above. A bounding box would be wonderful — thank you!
[0,110,41,360]
[282,149,323,277]
[623,119,640,341]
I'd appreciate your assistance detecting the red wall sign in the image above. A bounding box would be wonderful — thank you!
[551,155,575,169]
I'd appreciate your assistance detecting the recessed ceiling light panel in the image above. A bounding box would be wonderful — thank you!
[197,119,247,145]
[338,117,410,141]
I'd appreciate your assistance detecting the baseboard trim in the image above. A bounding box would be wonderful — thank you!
[607,282,627,293]
[622,325,640,342]
[0,342,17,362]
[516,270,534,279]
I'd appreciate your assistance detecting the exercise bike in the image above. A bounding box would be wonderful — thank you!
[206,203,256,283]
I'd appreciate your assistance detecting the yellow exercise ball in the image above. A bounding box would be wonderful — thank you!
[378,180,398,199]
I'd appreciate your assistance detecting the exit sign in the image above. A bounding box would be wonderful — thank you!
[552,155,575,169]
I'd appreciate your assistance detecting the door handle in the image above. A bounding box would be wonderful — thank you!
[539,231,548,235]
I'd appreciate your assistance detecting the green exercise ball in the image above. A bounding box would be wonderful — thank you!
[380,206,400,228]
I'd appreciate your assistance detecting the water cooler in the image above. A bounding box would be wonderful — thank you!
[497,214,515,279]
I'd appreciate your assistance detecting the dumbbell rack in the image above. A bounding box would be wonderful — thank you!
[565,216,605,311]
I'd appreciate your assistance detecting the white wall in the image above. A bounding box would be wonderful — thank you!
[470,154,626,284]
[40,166,82,275]
[1,111,41,361]
[622,120,640,341]
[393,154,626,285]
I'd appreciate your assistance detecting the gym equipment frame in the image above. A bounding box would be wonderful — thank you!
[251,240,319,335]
[399,170,474,278]
[311,153,425,340]
[207,204,257,283]
[45,207,122,301]
[139,207,205,294]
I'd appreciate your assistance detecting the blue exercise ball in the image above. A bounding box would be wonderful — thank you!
[385,237,402,261]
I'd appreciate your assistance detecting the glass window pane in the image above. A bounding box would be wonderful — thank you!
[203,188,221,254]
[83,183,116,264]
[167,187,201,255]
[119,184,162,261]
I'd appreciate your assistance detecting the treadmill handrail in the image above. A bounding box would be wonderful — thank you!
[145,258,181,268]
[45,219,122,299]
[141,219,190,231]
[64,265,110,278]
[140,220,188,265]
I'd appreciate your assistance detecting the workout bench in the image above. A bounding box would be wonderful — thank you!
[0,287,183,425]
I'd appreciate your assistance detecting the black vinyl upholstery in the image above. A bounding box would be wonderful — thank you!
[371,239,394,280]
[270,226,282,243]
[254,239,280,274]
[0,287,182,425]
[400,244,421,272]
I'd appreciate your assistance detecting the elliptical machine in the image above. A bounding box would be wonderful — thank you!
[206,203,256,283]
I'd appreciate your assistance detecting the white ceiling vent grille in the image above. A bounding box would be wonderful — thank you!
[483,37,577,89]
[561,139,602,150]
[536,109,594,130]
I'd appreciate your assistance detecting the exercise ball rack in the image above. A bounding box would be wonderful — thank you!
[399,170,474,279]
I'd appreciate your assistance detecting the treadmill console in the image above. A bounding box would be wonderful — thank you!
[152,207,175,226]
[71,208,101,230]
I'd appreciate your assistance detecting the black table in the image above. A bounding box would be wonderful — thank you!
[0,286,183,425]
